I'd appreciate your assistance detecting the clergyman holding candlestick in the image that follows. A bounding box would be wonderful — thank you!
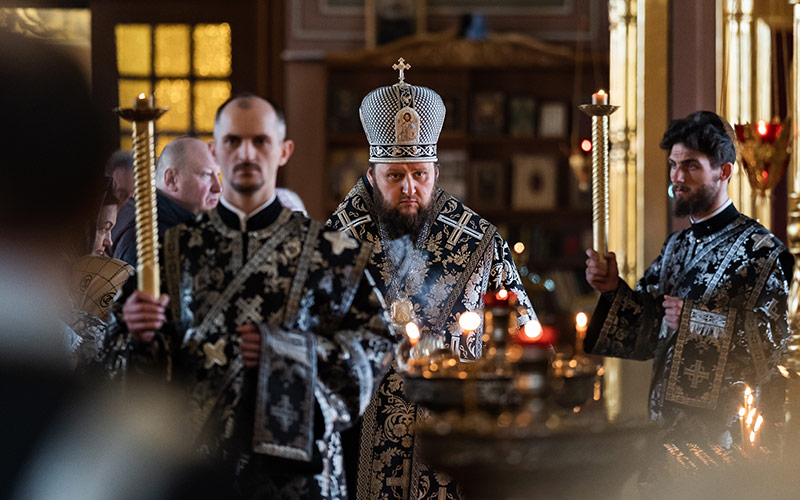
[584,110,792,451]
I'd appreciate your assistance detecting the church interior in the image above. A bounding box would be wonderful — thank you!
[4,0,800,498]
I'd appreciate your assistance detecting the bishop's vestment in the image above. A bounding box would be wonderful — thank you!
[106,200,395,500]
[586,203,792,446]
[327,177,535,500]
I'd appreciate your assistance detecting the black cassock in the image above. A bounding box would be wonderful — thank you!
[106,200,394,500]
[587,203,792,447]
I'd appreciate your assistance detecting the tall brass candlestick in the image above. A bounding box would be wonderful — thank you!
[113,93,168,297]
[579,93,619,263]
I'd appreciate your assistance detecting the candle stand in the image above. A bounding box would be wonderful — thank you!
[113,95,168,297]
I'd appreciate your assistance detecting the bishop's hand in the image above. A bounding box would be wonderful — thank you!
[122,290,169,344]
[585,249,620,293]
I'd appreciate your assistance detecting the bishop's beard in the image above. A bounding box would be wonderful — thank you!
[373,187,435,242]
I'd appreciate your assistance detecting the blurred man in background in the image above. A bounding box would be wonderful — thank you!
[113,136,221,268]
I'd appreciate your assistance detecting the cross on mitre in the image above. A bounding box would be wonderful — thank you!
[392,57,411,84]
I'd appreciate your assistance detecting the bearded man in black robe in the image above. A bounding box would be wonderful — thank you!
[328,61,536,500]
[585,110,792,450]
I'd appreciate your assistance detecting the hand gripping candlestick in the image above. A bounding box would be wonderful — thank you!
[579,91,619,263]
[113,93,168,296]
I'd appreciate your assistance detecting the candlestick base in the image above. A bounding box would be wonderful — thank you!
[579,104,620,117]
[114,107,169,122]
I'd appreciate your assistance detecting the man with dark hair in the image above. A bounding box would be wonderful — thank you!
[107,149,136,253]
[111,93,394,499]
[327,62,535,500]
[105,149,135,208]
[113,136,221,267]
[585,110,792,448]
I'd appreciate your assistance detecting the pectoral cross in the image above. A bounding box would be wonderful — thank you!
[393,58,411,84]
[683,360,710,389]
[386,458,411,500]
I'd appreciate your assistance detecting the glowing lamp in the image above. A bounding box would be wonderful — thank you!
[522,320,543,341]
[517,320,556,346]
[483,289,517,307]
[733,118,790,195]
[580,139,592,152]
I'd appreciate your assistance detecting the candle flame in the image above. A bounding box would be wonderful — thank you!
[744,386,751,397]
[746,408,756,425]
[596,89,606,96]
[405,322,420,344]
[738,407,746,418]
[754,414,763,432]
[138,92,146,99]
[513,242,526,254]
[747,394,754,406]
[749,431,756,443]
[521,320,543,342]
[778,365,790,378]
[497,289,508,300]
[576,312,588,329]
[458,311,481,332]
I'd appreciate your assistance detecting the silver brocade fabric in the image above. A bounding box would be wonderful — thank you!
[327,178,536,500]
[106,207,395,500]
[593,212,791,446]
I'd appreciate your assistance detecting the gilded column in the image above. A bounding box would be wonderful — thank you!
[721,0,759,221]
[608,0,638,286]
[603,0,668,424]
[785,0,800,372]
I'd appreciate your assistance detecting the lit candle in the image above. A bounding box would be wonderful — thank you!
[458,311,481,335]
[134,92,152,110]
[405,322,420,346]
[520,320,543,342]
[591,89,608,105]
[739,406,747,446]
[575,312,588,355]
[483,289,517,308]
